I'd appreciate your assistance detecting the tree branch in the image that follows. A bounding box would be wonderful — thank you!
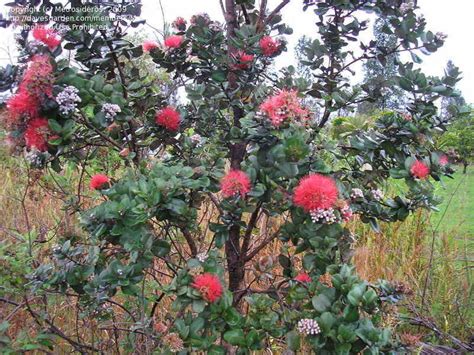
[181,228,198,257]
[264,0,291,26]
[244,226,281,262]
[240,202,262,259]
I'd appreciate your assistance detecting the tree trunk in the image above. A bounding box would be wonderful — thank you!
[224,0,247,304]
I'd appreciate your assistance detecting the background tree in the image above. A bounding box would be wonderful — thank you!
[440,60,466,119]
[438,109,474,173]
[358,17,405,114]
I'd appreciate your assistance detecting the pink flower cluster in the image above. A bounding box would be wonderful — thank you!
[192,273,223,303]
[220,170,251,198]
[172,17,187,31]
[233,50,254,70]
[293,174,339,212]
[260,36,280,56]
[294,272,312,283]
[155,106,181,131]
[164,35,184,49]
[293,174,354,224]
[439,154,449,166]
[24,118,50,151]
[6,55,55,151]
[260,90,310,127]
[142,40,159,53]
[339,202,353,221]
[90,174,110,190]
[32,25,61,49]
[410,160,430,180]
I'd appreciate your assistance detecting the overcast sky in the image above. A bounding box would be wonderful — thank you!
[1,0,473,103]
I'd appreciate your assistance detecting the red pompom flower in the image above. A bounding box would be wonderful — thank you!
[439,154,449,166]
[6,90,39,126]
[164,35,184,49]
[293,174,339,212]
[172,17,187,31]
[410,160,430,179]
[142,40,159,53]
[260,90,310,127]
[233,51,254,70]
[220,170,251,198]
[32,25,61,49]
[155,106,181,131]
[21,55,54,99]
[24,118,50,151]
[90,174,110,190]
[295,272,312,283]
[259,36,280,56]
[191,273,223,303]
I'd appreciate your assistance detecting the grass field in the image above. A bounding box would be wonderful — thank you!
[431,166,473,236]
[352,165,473,341]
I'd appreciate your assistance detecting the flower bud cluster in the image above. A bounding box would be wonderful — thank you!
[56,86,81,115]
[101,103,121,121]
[297,319,321,335]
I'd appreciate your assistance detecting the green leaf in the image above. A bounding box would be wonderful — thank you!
[319,312,336,332]
[192,299,206,313]
[208,345,226,355]
[347,283,367,306]
[343,305,359,322]
[223,329,246,346]
[285,330,301,351]
[224,307,242,327]
[335,343,352,354]
[312,293,331,313]
[362,289,378,306]
[211,70,226,82]
[48,119,62,133]
[174,319,190,339]
[278,162,299,177]
[246,329,260,348]
[398,77,412,91]
[338,324,357,343]
[190,317,205,334]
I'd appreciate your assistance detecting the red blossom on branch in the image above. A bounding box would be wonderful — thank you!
[6,90,39,126]
[191,273,223,303]
[293,174,339,212]
[410,160,430,179]
[259,36,280,56]
[220,170,251,198]
[32,25,61,49]
[24,117,50,151]
[21,55,54,99]
[439,154,449,166]
[90,174,110,190]
[142,40,159,53]
[6,55,54,126]
[233,51,254,70]
[164,35,184,49]
[259,89,310,127]
[172,17,187,31]
[155,106,181,131]
[295,272,312,283]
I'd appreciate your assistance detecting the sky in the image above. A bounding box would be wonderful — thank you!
[1,0,473,103]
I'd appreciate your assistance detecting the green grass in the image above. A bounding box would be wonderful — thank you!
[430,165,473,271]
[431,166,474,236]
